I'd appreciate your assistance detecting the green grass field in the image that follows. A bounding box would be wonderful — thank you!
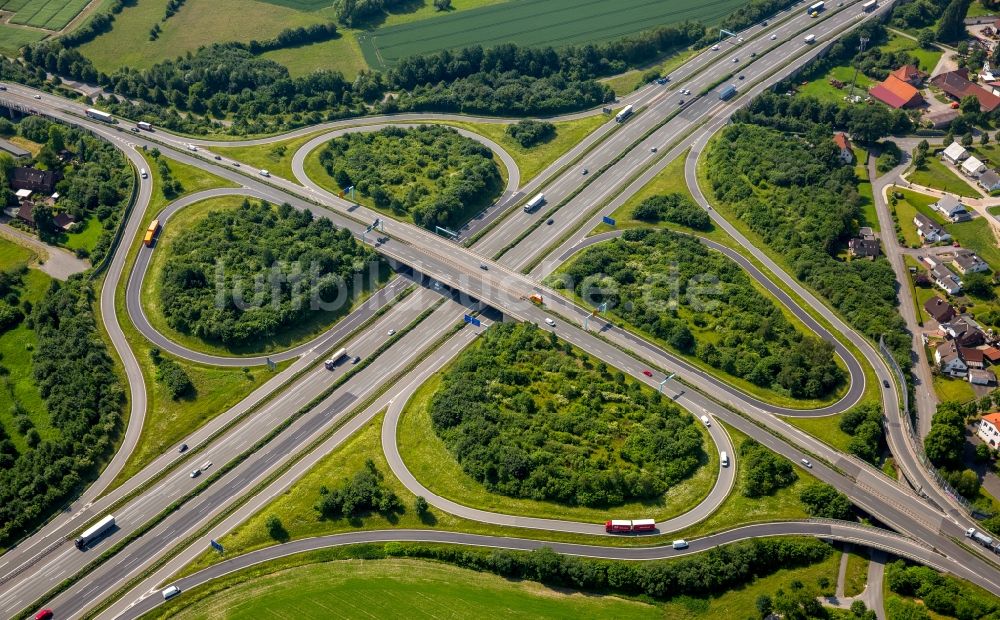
[0,263,54,454]
[359,0,747,71]
[907,157,982,198]
[0,23,47,54]
[2,0,90,30]
[843,548,869,597]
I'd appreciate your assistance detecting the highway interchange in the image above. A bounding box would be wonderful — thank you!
[1,0,999,617]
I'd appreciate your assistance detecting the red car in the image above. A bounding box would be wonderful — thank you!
[35,610,53,620]
[642,370,653,377]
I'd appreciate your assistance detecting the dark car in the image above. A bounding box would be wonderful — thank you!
[738,74,745,80]
[232,162,240,167]
[882,379,891,388]
[546,218,554,225]
[214,155,221,160]
[479,264,488,270]
[130,127,140,132]
[352,356,361,364]
[178,443,188,453]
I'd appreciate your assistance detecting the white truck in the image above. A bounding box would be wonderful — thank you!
[137,121,153,131]
[863,0,877,10]
[85,108,113,123]
[804,34,816,44]
[75,514,115,549]
[324,348,348,369]
[967,527,995,548]
[615,105,634,123]
[523,193,545,213]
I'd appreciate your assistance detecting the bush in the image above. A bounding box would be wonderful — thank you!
[839,402,885,464]
[886,559,999,619]
[631,193,711,230]
[314,459,403,518]
[799,483,853,520]
[739,439,798,497]
[152,355,194,400]
[505,120,555,148]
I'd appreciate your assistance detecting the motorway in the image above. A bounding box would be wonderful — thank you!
[2,0,1000,617]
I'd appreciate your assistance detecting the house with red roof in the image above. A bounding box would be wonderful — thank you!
[833,132,854,163]
[978,412,1000,447]
[869,74,924,109]
[890,64,925,86]
[930,69,1000,112]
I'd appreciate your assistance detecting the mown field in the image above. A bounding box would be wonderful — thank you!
[1,0,89,30]
[359,0,748,70]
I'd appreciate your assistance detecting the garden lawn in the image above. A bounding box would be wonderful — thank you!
[0,267,55,454]
[932,374,976,404]
[0,234,35,266]
[61,215,103,254]
[890,191,923,248]
[880,31,942,73]
[948,218,1000,271]
[797,65,875,106]
[908,157,981,198]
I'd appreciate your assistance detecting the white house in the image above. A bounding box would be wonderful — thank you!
[942,141,969,164]
[935,340,969,376]
[953,250,990,274]
[833,133,854,164]
[932,264,963,294]
[914,213,951,243]
[977,412,1000,447]
[980,169,1000,192]
[962,155,987,177]
[931,195,971,222]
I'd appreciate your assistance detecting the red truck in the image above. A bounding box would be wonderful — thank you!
[605,519,656,533]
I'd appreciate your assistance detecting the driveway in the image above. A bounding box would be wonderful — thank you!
[0,223,89,280]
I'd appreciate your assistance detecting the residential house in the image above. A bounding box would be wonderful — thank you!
[977,412,1000,447]
[931,195,971,221]
[970,369,997,385]
[952,250,990,274]
[914,213,950,242]
[983,346,1000,364]
[12,167,60,194]
[962,347,986,369]
[848,237,880,259]
[833,132,854,164]
[52,212,75,232]
[923,296,956,324]
[941,316,986,346]
[979,169,1000,192]
[890,64,925,86]
[931,69,1000,112]
[869,74,924,109]
[932,264,963,294]
[15,201,34,227]
[936,340,969,376]
[0,138,28,159]
[942,142,969,164]
[961,155,986,177]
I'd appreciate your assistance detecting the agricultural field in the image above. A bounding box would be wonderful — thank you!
[359,0,748,70]
[1,0,90,30]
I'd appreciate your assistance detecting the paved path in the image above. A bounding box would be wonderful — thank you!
[113,521,959,620]
[0,223,89,279]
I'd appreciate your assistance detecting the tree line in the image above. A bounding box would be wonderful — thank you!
[887,559,999,619]
[0,277,124,546]
[159,199,377,346]
[554,228,845,400]
[428,321,705,507]
[318,125,502,230]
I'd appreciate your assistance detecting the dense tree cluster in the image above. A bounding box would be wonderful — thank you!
[924,401,968,470]
[149,347,193,400]
[318,125,502,230]
[314,459,402,518]
[0,277,124,546]
[334,0,409,26]
[799,483,853,520]
[505,120,555,148]
[159,199,376,346]
[839,402,885,464]
[739,439,798,498]
[887,560,1000,619]
[720,0,799,33]
[631,193,710,230]
[0,268,26,335]
[428,322,704,507]
[705,122,910,370]
[388,537,832,600]
[936,0,972,43]
[554,229,845,400]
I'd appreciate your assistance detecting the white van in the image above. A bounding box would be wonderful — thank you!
[259,169,270,177]
[162,585,181,600]
[700,415,710,427]
[140,168,148,179]
[720,451,729,467]
[672,540,688,550]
